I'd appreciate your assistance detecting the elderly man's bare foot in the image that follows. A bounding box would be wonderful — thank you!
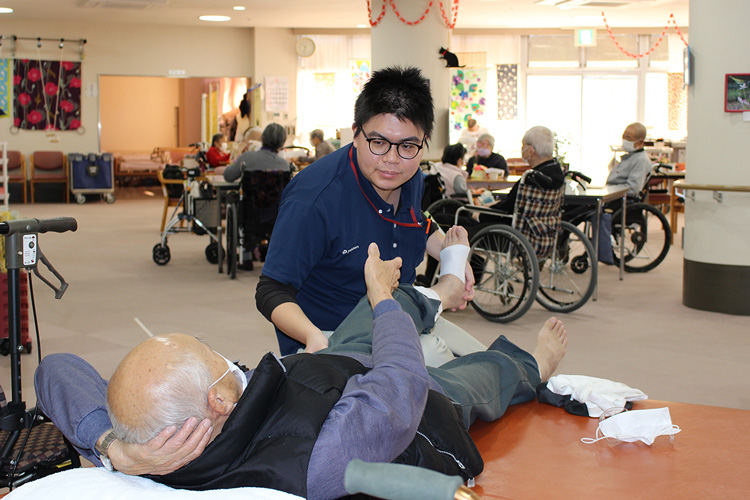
[432,226,470,309]
[532,317,568,381]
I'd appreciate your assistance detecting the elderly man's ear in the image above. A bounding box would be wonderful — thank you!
[207,387,236,416]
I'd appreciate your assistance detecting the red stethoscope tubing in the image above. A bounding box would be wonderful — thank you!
[348,146,430,233]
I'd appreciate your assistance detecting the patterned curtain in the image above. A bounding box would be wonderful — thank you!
[13,59,82,130]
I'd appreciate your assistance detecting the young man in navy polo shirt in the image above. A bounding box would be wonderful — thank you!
[256,66,475,355]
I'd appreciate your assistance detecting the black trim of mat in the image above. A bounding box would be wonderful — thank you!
[683,259,750,315]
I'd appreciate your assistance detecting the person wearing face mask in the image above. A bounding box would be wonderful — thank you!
[465,133,508,178]
[33,246,568,499]
[480,126,564,217]
[434,143,469,198]
[458,118,488,157]
[606,122,652,197]
[206,133,230,169]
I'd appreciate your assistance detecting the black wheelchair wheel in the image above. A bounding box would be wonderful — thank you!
[536,221,596,313]
[152,243,171,265]
[611,203,671,273]
[468,225,539,323]
[226,203,238,279]
[425,198,466,232]
[205,242,220,264]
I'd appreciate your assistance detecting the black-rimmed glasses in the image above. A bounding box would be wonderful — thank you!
[359,128,425,160]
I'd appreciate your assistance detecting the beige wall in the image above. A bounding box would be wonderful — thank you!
[100,76,180,152]
[252,28,298,143]
[2,20,255,160]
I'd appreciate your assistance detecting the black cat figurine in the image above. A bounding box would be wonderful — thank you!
[439,47,464,68]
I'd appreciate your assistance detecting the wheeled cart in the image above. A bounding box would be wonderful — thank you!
[68,153,116,204]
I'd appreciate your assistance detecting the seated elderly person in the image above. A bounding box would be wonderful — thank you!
[206,133,230,169]
[35,234,567,500]
[465,133,508,178]
[308,129,335,161]
[221,123,290,182]
[229,126,262,162]
[606,122,652,198]
[458,118,489,158]
[479,125,564,220]
[434,143,469,199]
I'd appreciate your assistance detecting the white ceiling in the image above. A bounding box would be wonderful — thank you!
[4,0,689,30]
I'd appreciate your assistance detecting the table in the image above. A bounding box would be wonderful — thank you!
[469,399,750,500]
[489,185,628,300]
[467,175,520,191]
[204,174,239,274]
[564,185,628,298]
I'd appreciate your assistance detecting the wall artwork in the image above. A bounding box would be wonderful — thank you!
[350,59,371,97]
[668,73,687,131]
[0,59,9,118]
[724,73,750,112]
[13,59,82,130]
[450,68,486,133]
[497,64,518,120]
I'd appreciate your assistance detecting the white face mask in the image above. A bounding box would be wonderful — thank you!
[581,407,680,446]
[209,353,248,397]
[621,139,637,153]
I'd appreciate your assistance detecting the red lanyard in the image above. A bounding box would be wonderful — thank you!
[349,146,428,231]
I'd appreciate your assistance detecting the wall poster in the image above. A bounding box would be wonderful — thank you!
[449,68,486,135]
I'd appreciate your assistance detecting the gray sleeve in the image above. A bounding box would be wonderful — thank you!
[453,175,468,196]
[307,300,429,500]
[34,353,111,465]
[223,155,245,182]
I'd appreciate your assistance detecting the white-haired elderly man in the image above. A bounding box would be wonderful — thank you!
[484,125,564,215]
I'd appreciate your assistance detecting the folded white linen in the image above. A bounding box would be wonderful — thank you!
[5,467,304,500]
[547,374,648,418]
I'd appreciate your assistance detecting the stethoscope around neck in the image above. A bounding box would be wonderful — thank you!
[348,145,427,231]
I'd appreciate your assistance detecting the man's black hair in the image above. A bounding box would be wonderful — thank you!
[353,66,434,141]
[441,143,466,165]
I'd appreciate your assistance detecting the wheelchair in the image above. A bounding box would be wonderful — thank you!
[563,164,672,273]
[152,165,222,266]
[425,170,597,323]
[224,169,293,279]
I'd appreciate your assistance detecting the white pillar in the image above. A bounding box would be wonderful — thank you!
[684,0,750,315]
[370,2,452,159]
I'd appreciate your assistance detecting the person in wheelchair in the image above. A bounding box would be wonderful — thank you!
[606,122,651,198]
[221,123,290,182]
[434,142,469,199]
[475,125,564,224]
[34,243,568,499]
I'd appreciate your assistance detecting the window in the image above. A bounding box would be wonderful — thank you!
[529,35,579,68]
[586,34,638,68]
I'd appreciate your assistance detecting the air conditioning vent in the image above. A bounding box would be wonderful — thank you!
[78,0,168,10]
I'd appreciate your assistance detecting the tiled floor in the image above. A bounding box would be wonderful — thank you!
[2,187,748,412]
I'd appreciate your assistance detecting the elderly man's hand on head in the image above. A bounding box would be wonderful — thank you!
[364,242,402,309]
[108,418,212,476]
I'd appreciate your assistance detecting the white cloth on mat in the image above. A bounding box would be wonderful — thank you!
[5,467,304,500]
[547,374,648,418]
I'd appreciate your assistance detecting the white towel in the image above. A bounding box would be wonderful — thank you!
[547,374,648,418]
[5,467,304,500]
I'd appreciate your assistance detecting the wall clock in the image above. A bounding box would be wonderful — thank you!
[295,37,315,57]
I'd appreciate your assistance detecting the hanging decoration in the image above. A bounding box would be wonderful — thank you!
[367,0,460,28]
[497,64,518,121]
[449,68,485,133]
[602,12,688,59]
[0,59,9,118]
[13,59,81,131]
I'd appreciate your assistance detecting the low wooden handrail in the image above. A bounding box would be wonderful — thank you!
[673,180,750,193]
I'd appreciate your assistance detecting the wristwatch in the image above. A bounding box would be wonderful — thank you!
[95,428,118,471]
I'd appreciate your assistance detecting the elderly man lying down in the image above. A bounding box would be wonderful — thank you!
[35,229,567,500]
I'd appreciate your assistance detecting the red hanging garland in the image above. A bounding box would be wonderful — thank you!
[602,12,688,59]
[367,0,460,28]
